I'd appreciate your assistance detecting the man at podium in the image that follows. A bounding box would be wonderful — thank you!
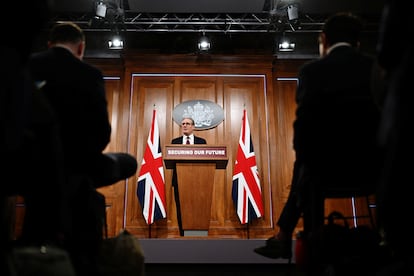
[171,117,207,145]
[171,117,206,235]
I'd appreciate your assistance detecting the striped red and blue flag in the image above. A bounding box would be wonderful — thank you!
[232,109,264,224]
[137,109,167,224]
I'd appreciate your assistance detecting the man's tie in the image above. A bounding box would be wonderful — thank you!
[186,136,190,144]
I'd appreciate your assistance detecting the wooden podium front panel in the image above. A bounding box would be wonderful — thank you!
[164,145,228,233]
[176,163,216,230]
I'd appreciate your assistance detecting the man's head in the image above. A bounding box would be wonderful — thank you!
[319,12,363,56]
[180,117,195,136]
[48,22,86,60]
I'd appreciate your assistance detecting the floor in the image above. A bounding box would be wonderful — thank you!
[138,239,294,264]
[139,239,306,276]
[138,239,413,276]
[144,263,305,276]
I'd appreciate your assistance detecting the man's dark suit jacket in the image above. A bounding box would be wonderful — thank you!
[29,46,111,170]
[171,135,207,145]
[293,45,381,191]
[26,46,113,246]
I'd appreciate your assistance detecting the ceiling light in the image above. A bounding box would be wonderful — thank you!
[108,35,124,50]
[198,35,211,51]
[287,4,299,21]
[278,37,295,52]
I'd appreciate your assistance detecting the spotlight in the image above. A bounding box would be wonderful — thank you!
[95,1,107,19]
[278,37,295,52]
[287,4,299,21]
[108,35,124,50]
[198,35,211,51]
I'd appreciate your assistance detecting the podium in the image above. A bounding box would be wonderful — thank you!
[164,144,228,236]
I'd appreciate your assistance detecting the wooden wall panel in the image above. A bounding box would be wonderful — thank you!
[99,77,128,237]
[223,78,270,233]
[126,77,175,237]
[271,77,301,232]
[121,54,276,238]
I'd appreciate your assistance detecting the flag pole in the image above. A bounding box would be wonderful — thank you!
[232,105,264,231]
[149,103,155,240]
[244,103,249,241]
[137,105,167,238]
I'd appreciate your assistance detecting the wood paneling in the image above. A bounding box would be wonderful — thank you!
[109,54,274,238]
[14,54,374,241]
[97,55,375,239]
[124,74,271,238]
[99,76,127,237]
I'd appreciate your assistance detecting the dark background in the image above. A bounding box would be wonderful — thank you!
[32,0,386,58]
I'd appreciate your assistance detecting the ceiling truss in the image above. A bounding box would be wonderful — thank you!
[51,12,331,34]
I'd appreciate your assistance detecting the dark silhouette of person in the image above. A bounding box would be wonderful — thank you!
[171,117,206,236]
[375,0,414,274]
[0,1,61,274]
[29,22,137,190]
[27,22,138,275]
[254,12,382,263]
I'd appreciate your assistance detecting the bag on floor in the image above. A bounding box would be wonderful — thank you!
[7,245,76,276]
[309,211,381,265]
[96,229,145,276]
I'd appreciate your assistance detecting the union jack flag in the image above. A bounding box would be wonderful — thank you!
[232,109,264,224]
[137,109,167,224]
